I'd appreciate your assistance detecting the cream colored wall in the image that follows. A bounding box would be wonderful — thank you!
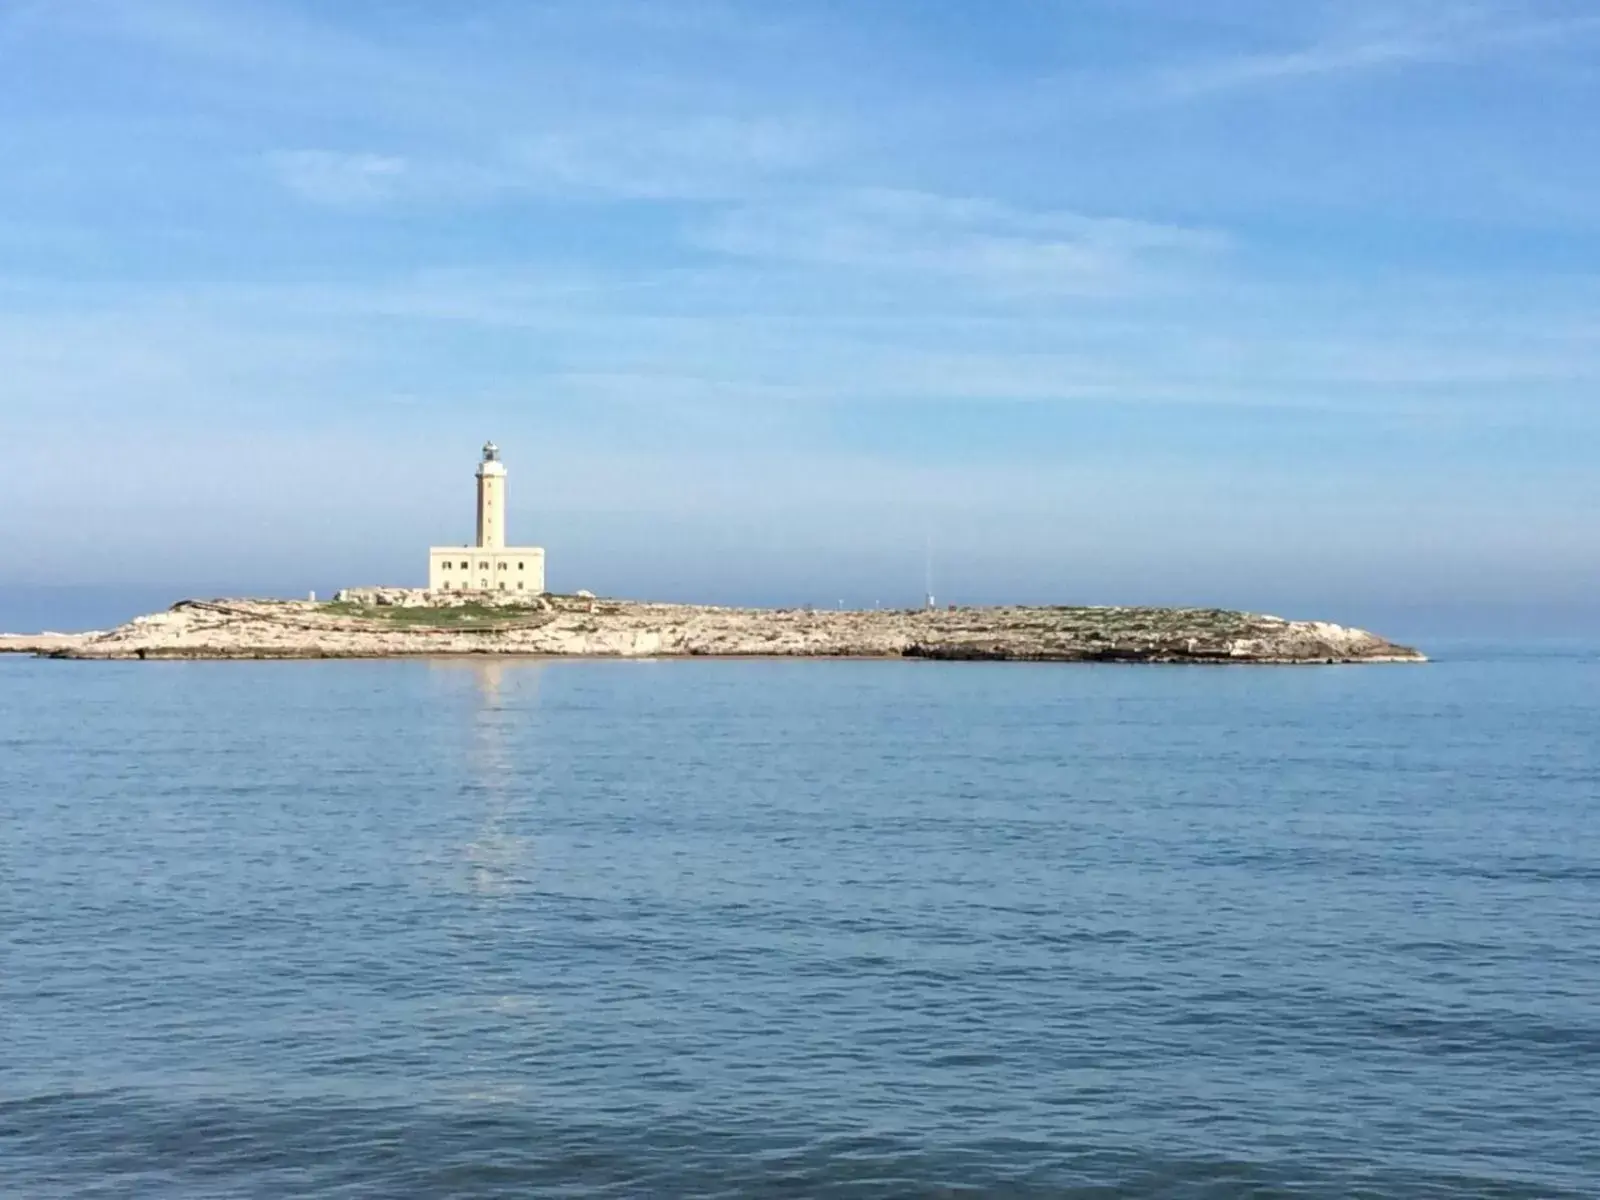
[475,472,506,548]
[429,547,545,594]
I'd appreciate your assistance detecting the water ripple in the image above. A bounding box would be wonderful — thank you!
[2,653,1597,1196]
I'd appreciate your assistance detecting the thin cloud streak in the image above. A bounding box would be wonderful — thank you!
[695,189,1226,297]
[265,114,840,209]
[268,151,410,206]
[1148,6,1600,101]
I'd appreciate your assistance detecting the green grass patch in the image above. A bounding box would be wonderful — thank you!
[320,601,546,627]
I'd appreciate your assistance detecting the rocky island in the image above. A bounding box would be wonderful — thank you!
[1,591,1424,663]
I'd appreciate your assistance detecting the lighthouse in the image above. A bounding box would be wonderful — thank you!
[427,442,547,595]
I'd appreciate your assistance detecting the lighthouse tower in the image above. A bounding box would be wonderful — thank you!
[427,441,546,595]
[476,441,506,549]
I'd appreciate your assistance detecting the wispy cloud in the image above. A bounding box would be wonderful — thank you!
[33,0,405,82]
[1150,6,1600,100]
[503,116,835,200]
[696,189,1226,296]
[267,150,410,206]
[264,112,838,211]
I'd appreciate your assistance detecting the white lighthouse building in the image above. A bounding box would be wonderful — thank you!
[428,442,546,594]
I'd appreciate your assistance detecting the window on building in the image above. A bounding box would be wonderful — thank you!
[441,561,451,570]
[498,582,506,590]
[517,582,524,590]
[479,561,489,569]
[481,578,489,589]
[442,581,450,590]
[517,561,524,569]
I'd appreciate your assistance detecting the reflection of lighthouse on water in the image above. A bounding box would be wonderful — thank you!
[435,657,552,1108]
[461,658,539,899]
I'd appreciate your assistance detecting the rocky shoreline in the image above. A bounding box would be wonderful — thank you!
[0,594,1425,663]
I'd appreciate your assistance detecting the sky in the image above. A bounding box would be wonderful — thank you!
[2,0,1597,632]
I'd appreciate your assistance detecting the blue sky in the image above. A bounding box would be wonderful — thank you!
[2,0,1597,626]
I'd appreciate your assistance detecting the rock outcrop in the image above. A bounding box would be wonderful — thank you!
[1,596,1425,663]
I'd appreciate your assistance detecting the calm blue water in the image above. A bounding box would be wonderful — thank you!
[2,647,1597,1198]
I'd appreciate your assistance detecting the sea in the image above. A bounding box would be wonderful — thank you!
[2,643,1596,1198]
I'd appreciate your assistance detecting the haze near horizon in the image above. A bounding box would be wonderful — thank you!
[2,1,1596,632]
